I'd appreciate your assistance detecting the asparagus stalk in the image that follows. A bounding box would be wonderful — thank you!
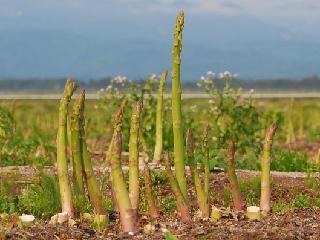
[57,79,76,216]
[186,129,209,218]
[70,91,85,196]
[106,98,128,165]
[109,102,137,233]
[298,104,305,139]
[110,133,137,233]
[153,70,168,164]
[226,140,245,211]
[171,10,188,201]
[203,124,210,197]
[128,100,143,212]
[79,90,106,216]
[107,98,128,212]
[164,151,191,222]
[260,123,277,214]
[286,98,296,143]
[143,157,161,218]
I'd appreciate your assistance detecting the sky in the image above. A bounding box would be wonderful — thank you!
[0,0,319,80]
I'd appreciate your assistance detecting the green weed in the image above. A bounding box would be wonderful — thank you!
[18,174,60,219]
[271,149,315,172]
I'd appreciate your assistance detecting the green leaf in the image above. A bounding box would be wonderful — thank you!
[165,231,179,240]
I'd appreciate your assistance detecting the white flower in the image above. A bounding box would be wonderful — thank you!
[219,71,235,79]
[112,75,128,84]
[201,76,206,81]
[206,71,215,77]
[204,78,213,84]
[250,89,254,94]
[150,74,157,80]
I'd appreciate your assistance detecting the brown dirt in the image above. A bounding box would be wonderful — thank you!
[3,209,320,239]
[2,170,320,239]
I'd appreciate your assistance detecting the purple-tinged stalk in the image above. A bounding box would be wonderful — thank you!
[260,123,277,214]
[107,98,128,212]
[226,140,245,211]
[143,157,161,218]
[164,151,191,222]
[109,101,138,233]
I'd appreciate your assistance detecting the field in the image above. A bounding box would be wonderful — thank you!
[1,93,320,239]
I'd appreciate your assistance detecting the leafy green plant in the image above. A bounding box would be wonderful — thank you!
[166,231,179,240]
[0,181,17,214]
[73,196,92,214]
[197,71,263,155]
[160,195,177,215]
[239,177,261,206]
[271,149,315,172]
[291,194,312,208]
[18,174,60,219]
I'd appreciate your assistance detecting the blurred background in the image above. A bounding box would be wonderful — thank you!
[0,0,319,92]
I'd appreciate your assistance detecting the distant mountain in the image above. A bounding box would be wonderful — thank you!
[0,14,319,80]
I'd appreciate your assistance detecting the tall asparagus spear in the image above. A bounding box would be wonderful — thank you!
[153,70,168,164]
[70,91,85,196]
[128,100,143,212]
[57,79,76,216]
[171,10,188,201]
[260,123,277,214]
[203,124,210,198]
[78,90,106,215]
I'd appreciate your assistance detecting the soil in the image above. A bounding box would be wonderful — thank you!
[2,169,320,239]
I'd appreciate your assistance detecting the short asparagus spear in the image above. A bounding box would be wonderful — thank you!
[260,123,277,214]
[109,102,137,233]
[143,157,161,218]
[110,133,137,233]
[107,98,128,212]
[186,129,209,218]
[164,151,191,222]
[226,140,245,211]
